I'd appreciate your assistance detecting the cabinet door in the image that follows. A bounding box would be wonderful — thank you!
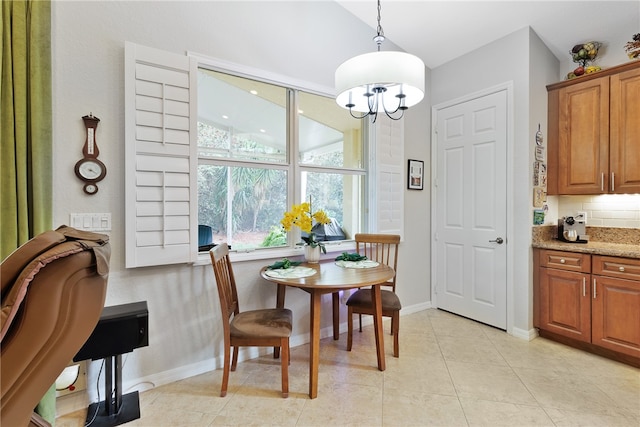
[610,66,640,194]
[592,275,640,357]
[539,268,591,342]
[555,77,610,194]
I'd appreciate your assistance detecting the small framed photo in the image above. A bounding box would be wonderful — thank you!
[407,159,424,190]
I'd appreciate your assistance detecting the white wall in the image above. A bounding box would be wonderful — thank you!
[430,27,559,336]
[398,71,432,309]
[51,1,432,412]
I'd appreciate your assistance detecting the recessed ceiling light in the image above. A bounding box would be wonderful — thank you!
[250,90,258,95]
[298,109,304,115]
[260,129,266,133]
[222,115,229,119]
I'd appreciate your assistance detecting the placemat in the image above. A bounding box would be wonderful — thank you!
[264,266,317,278]
[335,260,380,269]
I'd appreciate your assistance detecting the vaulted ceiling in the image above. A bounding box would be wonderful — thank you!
[337,1,639,70]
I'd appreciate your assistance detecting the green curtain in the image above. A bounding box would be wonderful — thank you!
[1,1,54,424]
[1,0,52,261]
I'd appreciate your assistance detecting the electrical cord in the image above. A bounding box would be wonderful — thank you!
[84,359,104,427]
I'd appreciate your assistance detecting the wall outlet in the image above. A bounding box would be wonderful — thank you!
[577,211,587,223]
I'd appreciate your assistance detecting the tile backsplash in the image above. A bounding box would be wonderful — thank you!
[558,194,640,228]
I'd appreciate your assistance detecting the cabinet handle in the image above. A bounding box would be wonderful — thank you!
[619,266,625,272]
[560,258,565,264]
[611,172,615,192]
[593,278,597,299]
[601,173,604,192]
[582,277,586,297]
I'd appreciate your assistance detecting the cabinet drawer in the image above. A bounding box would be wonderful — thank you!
[593,256,640,281]
[539,250,591,272]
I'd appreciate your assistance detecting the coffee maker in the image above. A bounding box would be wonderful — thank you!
[558,213,588,243]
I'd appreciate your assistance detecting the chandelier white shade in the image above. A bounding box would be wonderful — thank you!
[335,51,425,114]
[334,0,425,121]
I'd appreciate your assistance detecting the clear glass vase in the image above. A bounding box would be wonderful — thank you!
[304,245,321,263]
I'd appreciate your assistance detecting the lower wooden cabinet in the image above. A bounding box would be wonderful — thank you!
[534,249,640,364]
[591,255,640,358]
[539,267,591,342]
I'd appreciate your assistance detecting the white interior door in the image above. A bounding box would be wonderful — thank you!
[433,89,508,329]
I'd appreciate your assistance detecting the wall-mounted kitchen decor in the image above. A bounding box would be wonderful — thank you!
[533,125,547,213]
[407,159,424,190]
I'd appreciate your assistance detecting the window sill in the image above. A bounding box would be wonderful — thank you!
[194,240,357,266]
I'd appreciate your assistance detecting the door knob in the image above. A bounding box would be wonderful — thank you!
[489,237,504,244]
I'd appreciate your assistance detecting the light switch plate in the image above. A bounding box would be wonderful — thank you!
[69,213,111,232]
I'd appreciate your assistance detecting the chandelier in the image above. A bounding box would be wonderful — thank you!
[335,0,425,122]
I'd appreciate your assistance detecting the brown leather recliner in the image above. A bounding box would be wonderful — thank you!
[1,225,110,427]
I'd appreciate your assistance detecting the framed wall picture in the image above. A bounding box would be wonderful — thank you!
[407,159,424,190]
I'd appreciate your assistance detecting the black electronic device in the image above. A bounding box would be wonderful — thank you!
[74,301,148,361]
[74,301,149,427]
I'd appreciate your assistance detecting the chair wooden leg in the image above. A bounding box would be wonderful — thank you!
[221,344,231,397]
[280,338,289,398]
[392,312,400,358]
[358,313,363,332]
[347,306,353,351]
[231,345,239,371]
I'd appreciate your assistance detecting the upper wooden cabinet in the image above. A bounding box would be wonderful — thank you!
[547,61,640,195]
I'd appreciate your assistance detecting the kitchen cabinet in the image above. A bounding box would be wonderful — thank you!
[591,255,640,358]
[537,250,591,342]
[547,61,640,195]
[534,249,640,365]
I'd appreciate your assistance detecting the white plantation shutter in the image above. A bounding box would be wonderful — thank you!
[370,116,404,237]
[125,42,197,268]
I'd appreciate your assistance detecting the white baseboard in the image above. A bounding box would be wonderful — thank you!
[511,326,538,341]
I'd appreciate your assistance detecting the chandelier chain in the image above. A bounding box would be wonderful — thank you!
[375,0,385,50]
[376,0,384,38]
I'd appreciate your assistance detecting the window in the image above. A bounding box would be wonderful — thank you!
[125,42,404,268]
[197,68,365,251]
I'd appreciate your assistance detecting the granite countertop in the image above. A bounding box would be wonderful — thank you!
[532,226,640,259]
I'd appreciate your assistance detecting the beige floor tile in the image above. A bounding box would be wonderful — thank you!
[459,398,554,426]
[383,389,467,427]
[211,390,306,426]
[447,361,537,405]
[437,334,508,366]
[399,332,444,360]
[590,372,640,418]
[384,354,457,396]
[513,366,634,418]
[491,337,573,371]
[296,382,383,426]
[544,408,640,427]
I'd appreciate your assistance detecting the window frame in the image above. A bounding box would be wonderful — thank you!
[192,53,365,263]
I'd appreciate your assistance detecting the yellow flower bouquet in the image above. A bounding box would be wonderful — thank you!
[281,199,331,253]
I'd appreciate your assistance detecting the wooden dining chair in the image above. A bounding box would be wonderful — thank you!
[346,233,401,357]
[210,244,292,397]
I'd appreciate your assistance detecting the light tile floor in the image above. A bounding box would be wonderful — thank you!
[57,309,640,426]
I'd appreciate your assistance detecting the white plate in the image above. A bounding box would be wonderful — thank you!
[335,260,380,269]
[264,266,317,278]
